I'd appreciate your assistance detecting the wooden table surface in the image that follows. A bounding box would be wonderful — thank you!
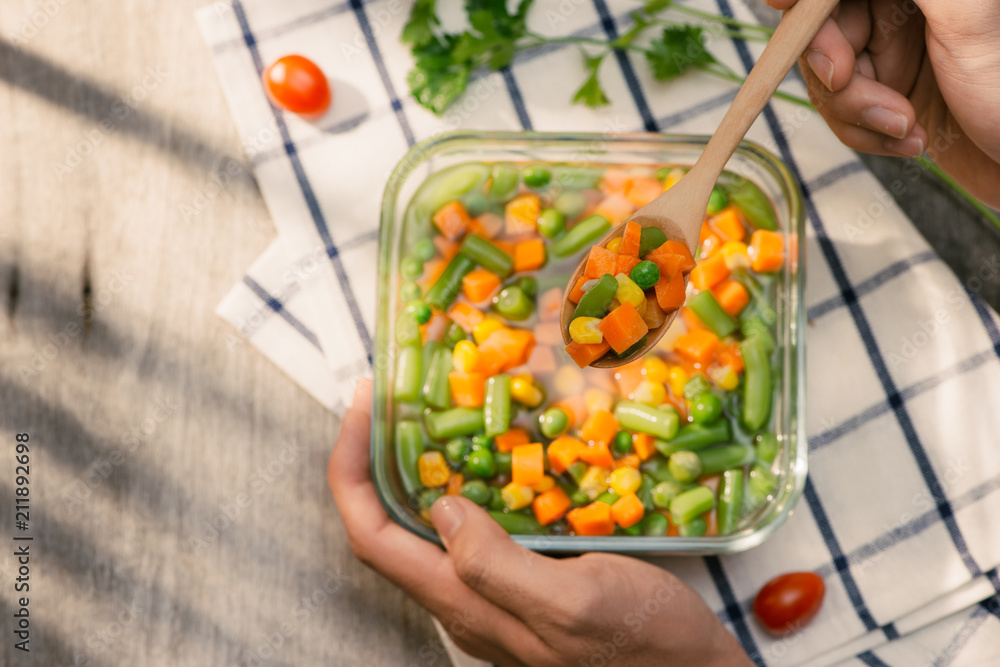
[1,1,996,666]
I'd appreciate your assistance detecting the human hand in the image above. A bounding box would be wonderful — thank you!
[769,0,1000,208]
[328,380,752,667]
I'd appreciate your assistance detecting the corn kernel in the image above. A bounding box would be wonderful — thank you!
[662,167,687,191]
[511,374,545,408]
[532,475,556,493]
[667,365,690,397]
[606,237,623,253]
[578,466,609,500]
[608,466,642,496]
[418,451,451,488]
[452,340,480,374]
[501,482,535,510]
[634,380,667,406]
[584,388,614,416]
[709,365,740,391]
[569,316,604,345]
[641,357,670,384]
[721,241,751,271]
[554,365,583,396]
[473,317,505,344]
[615,273,645,310]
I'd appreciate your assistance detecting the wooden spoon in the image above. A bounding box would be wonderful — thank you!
[560,0,836,367]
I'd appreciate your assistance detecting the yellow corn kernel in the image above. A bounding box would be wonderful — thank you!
[511,374,545,408]
[709,365,740,391]
[578,465,609,500]
[554,365,583,396]
[642,357,670,384]
[501,482,535,510]
[608,466,642,496]
[721,241,751,271]
[418,451,451,488]
[532,475,556,493]
[667,365,690,397]
[585,388,614,416]
[569,316,604,345]
[473,317,505,344]
[662,167,687,191]
[452,340,480,374]
[614,273,645,309]
[606,237,623,253]
[633,380,667,406]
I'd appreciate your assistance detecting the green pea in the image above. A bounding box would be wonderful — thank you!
[642,512,669,536]
[488,486,505,511]
[401,257,423,280]
[668,451,702,484]
[538,208,566,239]
[683,374,712,401]
[706,187,729,215]
[516,276,538,299]
[539,408,569,439]
[406,300,432,325]
[466,448,496,478]
[470,434,491,451]
[570,489,590,506]
[460,480,491,505]
[554,190,587,220]
[489,163,520,200]
[395,310,422,346]
[651,480,682,509]
[400,281,422,302]
[494,286,534,321]
[413,238,436,262]
[445,438,470,468]
[679,516,708,537]
[442,321,467,349]
[494,451,512,475]
[629,260,661,290]
[624,524,643,536]
[463,192,489,217]
[523,165,552,188]
[690,392,723,426]
[613,430,633,454]
[418,488,443,509]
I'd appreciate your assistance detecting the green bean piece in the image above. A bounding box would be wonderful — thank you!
[460,480,491,505]
[697,444,755,476]
[424,407,484,440]
[460,234,514,277]
[570,489,590,506]
[421,344,452,409]
[706,187,729,216]
[554,191,587,220]
[682,374,712,401]
[494,286,533,320]
[566,461,588,485]
[687,291,738,337]
[413,238,436,262]
[755,433,779,464]
[425,254,476,311]
[401,257,424,281]
[395,309,422,346]
[638,474,655,510]
[466,448,496,478]
[624,524,644,536]
[494,451,512,475]
[394,344,423,403]
[741,315,776,354]
[613,430,633,454]
[442,321,467,349]
[488,511,546,535]
[549,214,611,258]
[629,261,660,290]
[395,420,424,495]
[740,336,772,431]
[655,420,732,457]
[488,486,505,511]
[615,335,648,359]
[670,485,715,526]
[444,438,470,468]
[655,167,671,182]
[400,281,422,302]
[640,455,678,484]
[463,191,489,217]
[746,463,776,509]
[484,375,511,438]
[668,451,702,484]
[516,276,538,298]
[642,512,669,536]
[732,269,777,327]
[554,165,604,190]
[614,402,680,440]
[489,164,520,200]
[523,165,552,188]
[638,227,668,258]
[725,179,777,231]
[538,208,566,239]
[718,469,744,535]
[679,517,708,537]
[689,392,723,426]
[408,164,490,234]
[573,273,618,319]
[596,490,619,506]
[652,480,683,509]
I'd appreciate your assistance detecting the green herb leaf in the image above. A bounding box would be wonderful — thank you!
[645,25,716,81]
[572,53,610,107]
[407,36,471,115]
[643,0,673,12]
[457,0,534,70]
[401,0,439,47]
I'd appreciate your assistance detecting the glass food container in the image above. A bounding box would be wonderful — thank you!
[372,131,806,555]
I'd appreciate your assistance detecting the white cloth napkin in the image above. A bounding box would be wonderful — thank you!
[198,0,1000,664]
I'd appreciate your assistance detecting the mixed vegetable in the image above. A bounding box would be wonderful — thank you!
[392,160,786,538]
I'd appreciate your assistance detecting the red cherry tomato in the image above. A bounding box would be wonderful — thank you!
[753,572,825,635]
[262,55,331,117]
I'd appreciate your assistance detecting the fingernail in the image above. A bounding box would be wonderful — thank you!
[885,135,924,158]
[862,107,908,139]
[806,50,834,90]
[430,497,465,545]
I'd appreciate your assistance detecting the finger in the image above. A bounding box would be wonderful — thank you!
[830,0,872,54]
[866,0,926,94]
[766,0,797,10]
[821,70,919,139]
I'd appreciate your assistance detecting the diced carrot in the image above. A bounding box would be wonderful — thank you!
[433,236,460,260]
[578,440,615,468]
[567,501,615,536]
[504,193,540,235]
[716,341,745,373]
[647,252,684,281]
[580,409,619,445]
[599,168,632,196]
[673,329,720,366]
[492,239,517,256]
[447,302,486,333]
[432,201,472,240]
[462,268,502,303]
[619,220,642,257]
[598,302,649,355]
[568,276,590,304]
[610,493,645,529]
[690,253,730,291]
[633,433,656,461]
[551,396,586,429]
[651,241,696,273]
[711,279,750,316]
[420,310,448,344]
[565,340,611,368]
[705,508,719,536]
[513,239,546,273]
[708,207,746,243]
[613,454,641,469]
[546,436,586,474]
[653,270,686,313]
[512,443,545,487]
[448,371,486,407]
[624,177,662,207]
[525,344,557,375]
[495,427,530,453]
[446,473,464,496]
[681,306,705,330]
[615,254,640,277]
[419,258,448,289]
[614,358,645,398]
[477,328,535,375]
[533,486,573,526]
[468,212,503,239]
[593,193,637,226]
[539,287,563,321]
[699,222,722,258]
[749,229,784,273]
[584,246,618,279]
[534,321,563,346]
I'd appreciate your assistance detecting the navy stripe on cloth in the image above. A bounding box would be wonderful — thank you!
[806,160,867,193]
[501,67,533,130]
[715,0,982,584]
[243,276,322,350]
[969,290,1000,359]
[704,557,764,666]
[857,651,891,667]
[232,0,374,364]
[591,0,659,131]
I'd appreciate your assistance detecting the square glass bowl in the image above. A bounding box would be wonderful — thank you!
[372,131,806,555]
